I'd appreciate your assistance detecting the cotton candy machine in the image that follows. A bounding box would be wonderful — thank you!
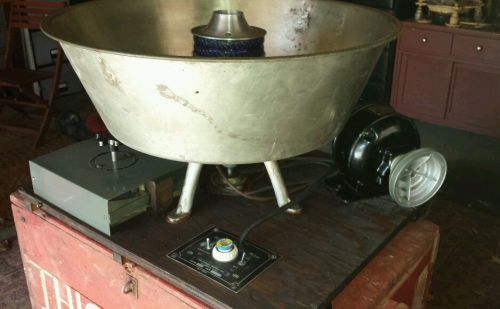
[42,0,400,223]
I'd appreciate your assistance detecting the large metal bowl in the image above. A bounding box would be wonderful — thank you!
[42,0,399,164]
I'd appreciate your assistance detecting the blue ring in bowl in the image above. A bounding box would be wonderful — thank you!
[193,37,265,57]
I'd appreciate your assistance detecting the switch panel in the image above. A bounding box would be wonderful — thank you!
[167,227,277,293]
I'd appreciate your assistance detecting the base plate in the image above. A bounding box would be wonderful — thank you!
[167,227,277,293]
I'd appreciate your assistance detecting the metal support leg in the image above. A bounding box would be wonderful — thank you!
[264,161,302,214]
[167,162,203,224]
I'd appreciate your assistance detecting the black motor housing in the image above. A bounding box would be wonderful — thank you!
[333,104,420,197]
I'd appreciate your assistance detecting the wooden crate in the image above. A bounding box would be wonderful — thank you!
[11,189,438,308]
[333,220,439,308]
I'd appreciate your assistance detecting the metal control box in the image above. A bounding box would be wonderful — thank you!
[29,139,185,235]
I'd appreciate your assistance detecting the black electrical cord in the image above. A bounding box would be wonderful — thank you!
[238,165,337,247]
[211,157,337,200]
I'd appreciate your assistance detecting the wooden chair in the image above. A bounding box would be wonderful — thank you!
[0,0,67,149]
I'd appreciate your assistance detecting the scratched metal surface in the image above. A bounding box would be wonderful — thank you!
[41,0,399,164]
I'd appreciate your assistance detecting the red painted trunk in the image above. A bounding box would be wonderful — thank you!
[11,193,209,309]
[11,190,439,308]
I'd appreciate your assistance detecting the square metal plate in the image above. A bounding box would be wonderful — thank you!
[167,227,277,293]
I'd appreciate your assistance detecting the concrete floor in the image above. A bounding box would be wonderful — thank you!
[418,121,500,208]
[416,121,500,308]
[0,239,30,309]
[0,95,499,307]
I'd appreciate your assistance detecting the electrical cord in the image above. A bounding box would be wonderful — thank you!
[211,157,337,201]
[238,165,336,246]
[215,166,274,202]
[212,169,311,200]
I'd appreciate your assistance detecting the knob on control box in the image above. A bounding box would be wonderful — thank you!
[167,227,278,292]
[212,238,239,262]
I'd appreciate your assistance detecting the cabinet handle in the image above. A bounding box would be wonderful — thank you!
[476,45,483,52]
[421,37,428,43]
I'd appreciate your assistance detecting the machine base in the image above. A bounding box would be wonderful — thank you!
[11,188,418,308]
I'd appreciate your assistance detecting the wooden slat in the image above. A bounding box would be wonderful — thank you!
[11,13,47,19]
[11,7,57,14]
[0,99,47,108]
[9,0,66,29]
[0,0,66,149]
[10,21,43,27]
[0,68,53,85]
[11,16,44,23]
[0,124,38,134]
[12,0,65,8]
[9,22,37,29]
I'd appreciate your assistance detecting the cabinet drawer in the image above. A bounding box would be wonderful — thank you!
[452,35,500,64]
[399,27,452,56]
[38,62,83,100]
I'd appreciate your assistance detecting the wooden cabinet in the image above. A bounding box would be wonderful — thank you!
[394,54,452,120]
[391,22,500,139]
[448,63,500,132]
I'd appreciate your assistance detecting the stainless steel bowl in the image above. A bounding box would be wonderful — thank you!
[42,0,399,164]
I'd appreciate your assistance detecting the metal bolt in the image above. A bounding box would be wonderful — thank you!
[31,176,36,181]
[122,279,135,294]
[109,139,119,147]
[206,237,211,250]
[476,45,483,52]
[238,251,247,265]
[421,37,427,43]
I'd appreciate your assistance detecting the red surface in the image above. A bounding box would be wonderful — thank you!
[332,220,439,308]
[452,34,500,64]
[11,191,439,308]
[399,26,453,56]
[447,63,500,132]
[393,53,451,119]
[11,194,209,309]
[85,112,107,134]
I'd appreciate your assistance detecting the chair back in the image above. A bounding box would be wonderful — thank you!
[9,0,67,30]
[4,0,67,68]
[0,0,68,149]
